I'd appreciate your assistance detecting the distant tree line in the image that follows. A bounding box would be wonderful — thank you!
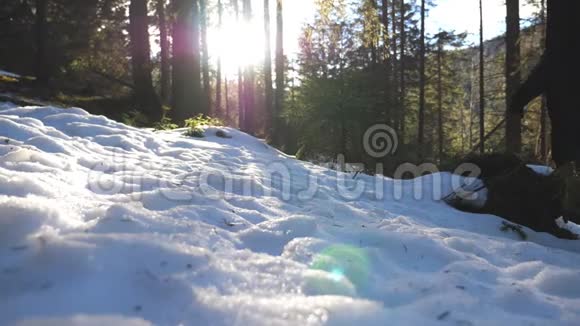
[0,0,551,172]
[0,0,286,138]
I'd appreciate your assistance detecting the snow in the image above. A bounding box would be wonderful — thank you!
[528,164,555,176]
[1,104,580,326]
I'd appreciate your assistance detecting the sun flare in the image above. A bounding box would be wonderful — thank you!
[209,19,264,76]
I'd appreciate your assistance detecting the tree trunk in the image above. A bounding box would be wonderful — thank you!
[156,0,170,104]
[129,0,163,121]
[539,0,548,163]
[505,0,522,153]
[478,0,485,153]
[437,40,444,161]
[380,0,391,125]
[216,0,223,117]
[263,0,274,134]
[234,0,244,128]
[225,75,230,122]
[170,0,202,123]
[274,0,285,145]
[390,0,399,128]
[399,0,406,143]
[418,0,426,154]
[242,0,256,133]
[200,0,211,115]
[34,0,49,87]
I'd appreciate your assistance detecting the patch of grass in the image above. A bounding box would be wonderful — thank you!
[154,116,179,130]
[184,115,223,138]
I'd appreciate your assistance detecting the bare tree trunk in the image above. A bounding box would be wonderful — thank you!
[274,0,285,145]
[263,0,274,134]
[200,0,211,115]
[505,0,522,153]
[381,0,391,124]
[399,0,406,143]
[391,0,399,129]
[129,0,163,121]
[242,0,256,133]
[539,0,548,162]
[35,0,49,87]
[369,0,378,66]
[216,0,223,117]
[478,0,485,153]
[170,0,202,122]
[225,75,230,122]
[234,0,244,128]
[437,40,444,161]
[418,0,426,154]
[157,0,170,104]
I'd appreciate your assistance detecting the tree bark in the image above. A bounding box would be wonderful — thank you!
[200,0,211,115]
[129,0,163,121]
[234,0,244,128]
[391,0,399,129]
[539,0,548,162]
[380,0,391,125]
[216,0,223,117]
[274,0,285,144]
[478,0,485,153]
[437,40,444,161]
[170,0,202,122]
[34,0,49,87]
[263,0,274,134]
[242,0,256,133]
[505,0,522,153]
[225,75,230,122]
[156,0,171,104]
[399,0,406,143]
[418,0,426,154]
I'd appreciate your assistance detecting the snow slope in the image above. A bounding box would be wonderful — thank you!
[1,103,580,326]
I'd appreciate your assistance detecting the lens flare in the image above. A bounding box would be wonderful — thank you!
[310,244,371,291]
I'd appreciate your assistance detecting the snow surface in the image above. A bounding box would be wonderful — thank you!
[527,165,555,176]
[1,104,580,326]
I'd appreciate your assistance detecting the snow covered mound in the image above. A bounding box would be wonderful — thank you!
[1,104,580,326]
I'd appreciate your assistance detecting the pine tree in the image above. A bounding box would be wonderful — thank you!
[156,0,171,104]
[234,0,244,128]
[436,34,443,161]
[200,0,211,115]
[539,0,548,162]
[263,0,274,134]
[129,0,163,120]
[399,0,406,142]
[478,0,485,153]
[274,0,285,144]
[34,0,48,87]
[505,0,521,153]
[170,0,202,122]
[242,0,256,133]
[418,0,426,154]
[216,0,223,116]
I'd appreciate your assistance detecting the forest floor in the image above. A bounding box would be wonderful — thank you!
[1,101,580,325]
